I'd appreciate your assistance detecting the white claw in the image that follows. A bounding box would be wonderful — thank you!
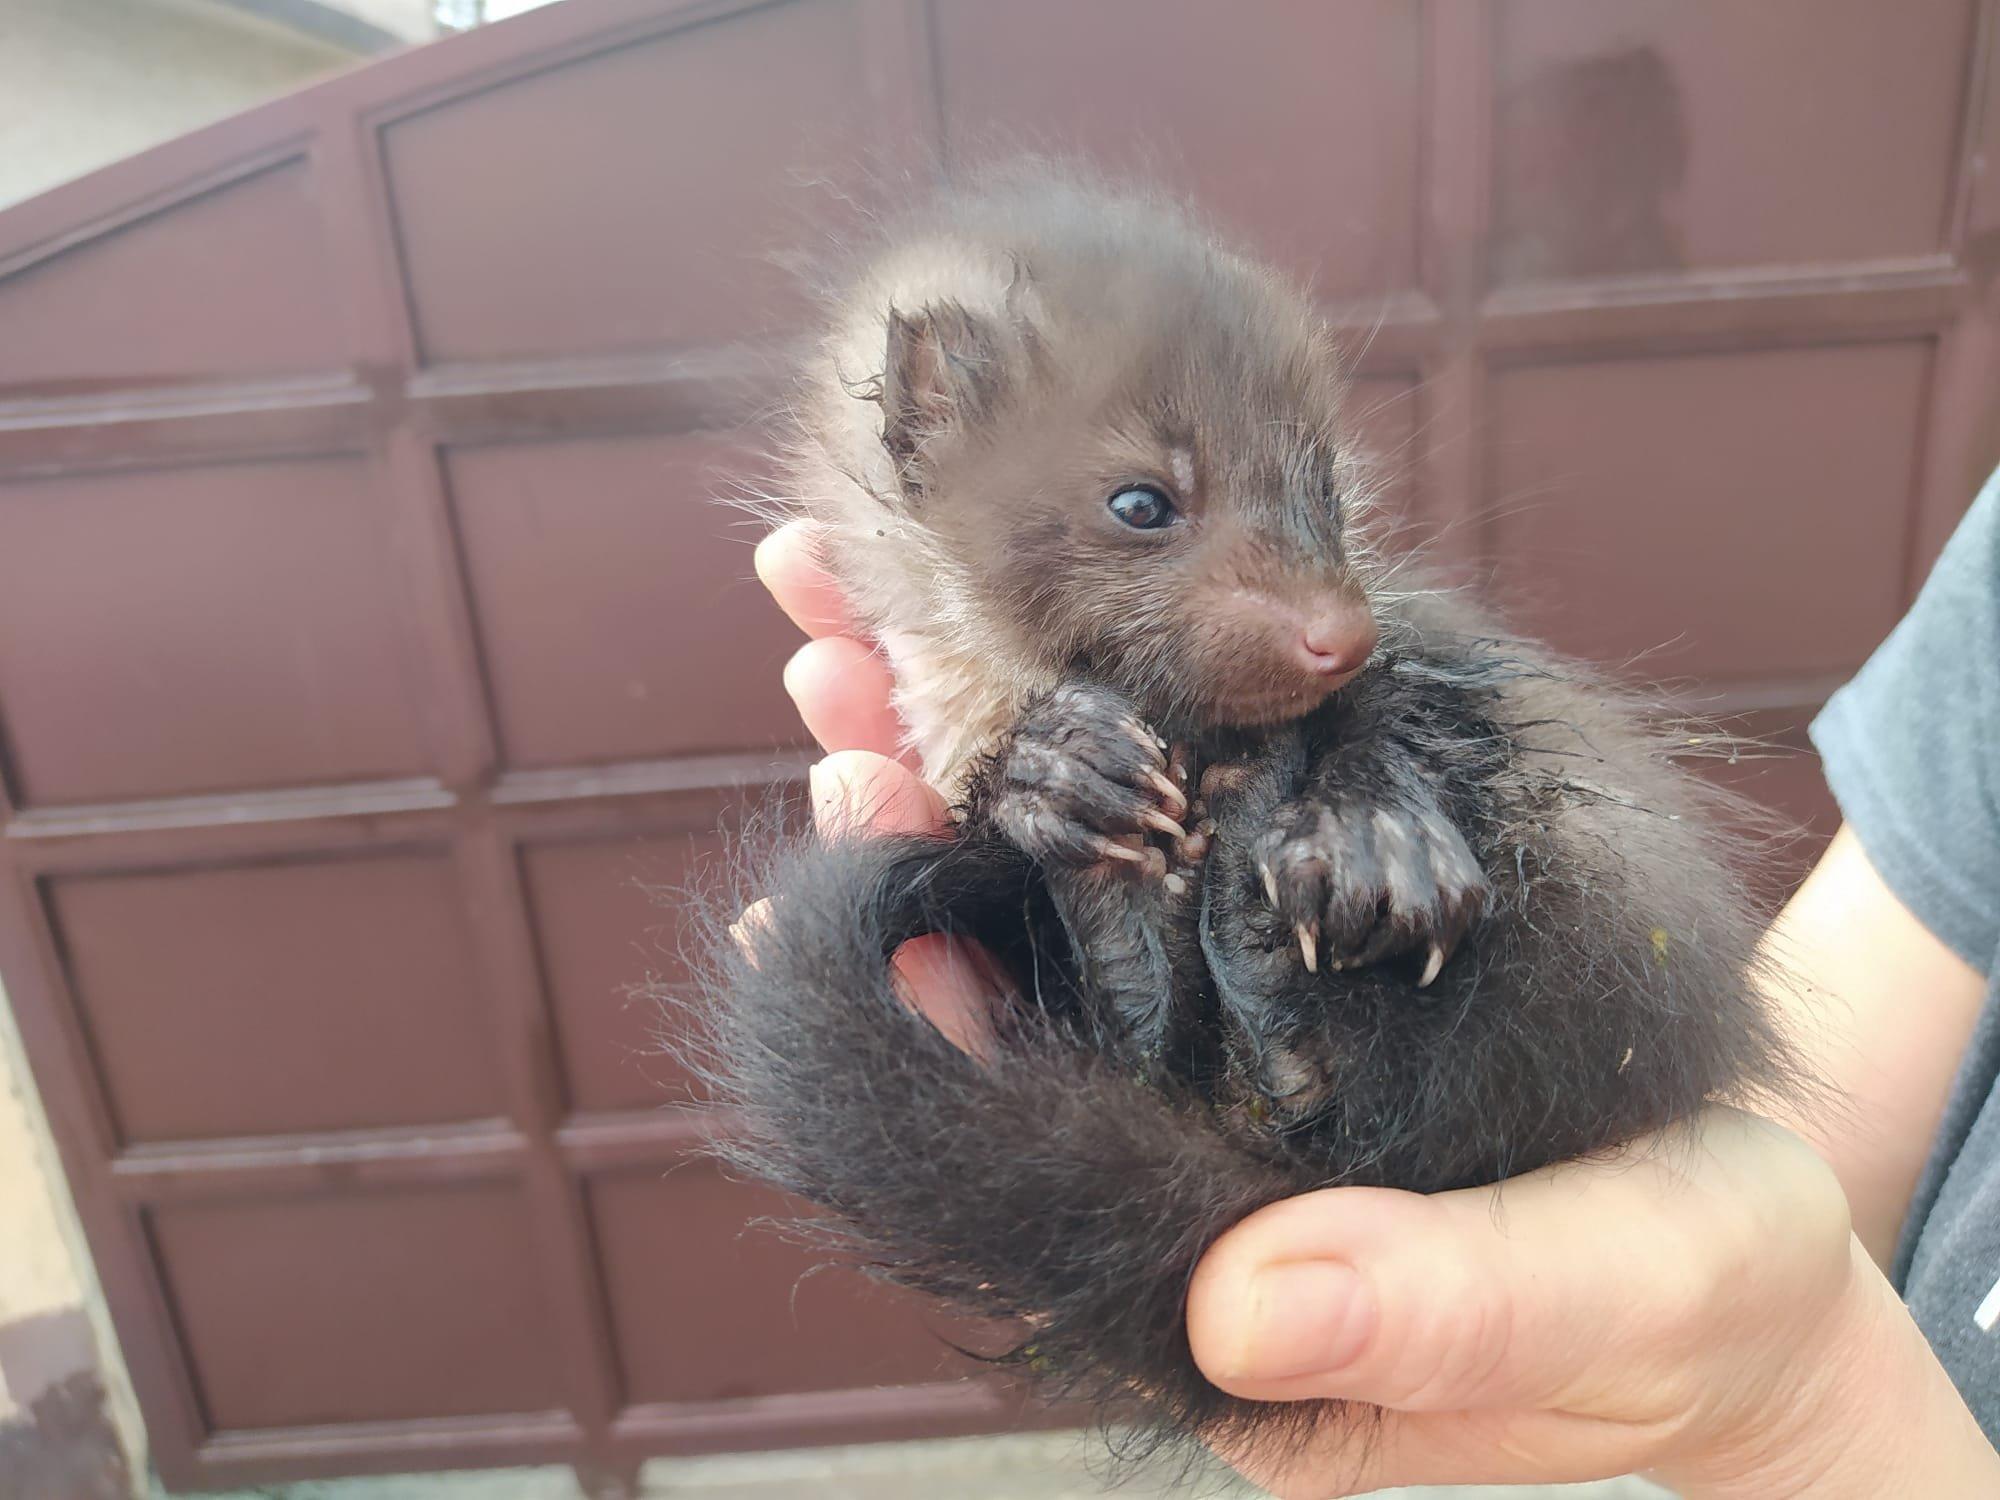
[1144,770,1189,817]
[1260,864,1279,906]
[1417,942,1446,988]
[1297,923,1319,973]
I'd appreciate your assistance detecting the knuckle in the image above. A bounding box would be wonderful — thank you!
[1385,1258,1515,1410]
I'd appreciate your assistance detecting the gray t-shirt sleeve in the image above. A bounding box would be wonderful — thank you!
[1809,474,2000,973]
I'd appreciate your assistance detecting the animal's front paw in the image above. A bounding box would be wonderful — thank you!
[990,684,1188,873]
[1250,797,1489,983]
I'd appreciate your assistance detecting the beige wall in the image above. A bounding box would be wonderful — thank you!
[0,993,100,1416]
[0,0,358,212]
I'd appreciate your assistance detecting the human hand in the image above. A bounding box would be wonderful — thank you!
[752,520,2000,1499]
[1184,1106,2000,1498]
[753,520,996,1050]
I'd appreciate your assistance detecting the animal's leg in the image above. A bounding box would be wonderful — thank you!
[968,690,1202,1066]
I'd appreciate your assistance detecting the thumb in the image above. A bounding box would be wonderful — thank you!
[1186,1110,1842,1419]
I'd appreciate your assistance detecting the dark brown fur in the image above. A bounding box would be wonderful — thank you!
[673,163,1800,1471]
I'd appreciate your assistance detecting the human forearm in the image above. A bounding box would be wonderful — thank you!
[1756,825,1986,1265]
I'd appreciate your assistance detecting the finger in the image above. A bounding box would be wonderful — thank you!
[727,898,771,958]
[806,754,992,1056]
[1187,1166,1657,1419]
[783,637,911,761]
[1186,1110,1845,1419]
[755,522,858,639]
[890,934,1003,1058]
[809,750,950,836]
[731,894,1002,1063]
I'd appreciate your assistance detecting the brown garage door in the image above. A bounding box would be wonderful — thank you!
[2,0,1998,1492]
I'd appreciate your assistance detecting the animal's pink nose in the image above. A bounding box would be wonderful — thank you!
[1299,608,1378,680]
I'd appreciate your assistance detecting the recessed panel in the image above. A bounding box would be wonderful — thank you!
[383,0,870,362]
[52,854,504,1144]
[0,159,344,389]
[1486,343,1929,684]
[592,1165,969,1407]
[1493,0,1973,281]
[522,833,725,1115]
[935,1,1420,301]
[152,1186,560,1430]
[448,434,803,769]
[0,457,428,806]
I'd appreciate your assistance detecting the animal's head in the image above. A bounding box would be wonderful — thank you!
[846,185,1381,735]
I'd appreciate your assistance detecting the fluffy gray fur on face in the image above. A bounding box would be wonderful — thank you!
[677,162,1802,1470]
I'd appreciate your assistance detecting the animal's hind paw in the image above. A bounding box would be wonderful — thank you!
[1250,796,1489,982]
[990,684,1187,874]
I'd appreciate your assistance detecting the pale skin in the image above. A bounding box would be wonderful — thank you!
[751,518,2000,1497]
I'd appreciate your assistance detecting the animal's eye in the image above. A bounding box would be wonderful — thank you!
[1106,485,1178,530]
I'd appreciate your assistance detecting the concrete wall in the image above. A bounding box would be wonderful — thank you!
[0,985,142,1497]
[0,0,358,212]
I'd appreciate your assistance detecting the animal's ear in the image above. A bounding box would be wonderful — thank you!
[878,300,1004,496]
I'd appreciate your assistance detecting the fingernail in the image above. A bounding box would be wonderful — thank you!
[1231,1261,1376,1382]
[781,642,813,700]
[728,900,771,966]
[808,757,840,831]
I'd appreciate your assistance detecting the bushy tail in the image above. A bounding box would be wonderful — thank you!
[676,828,1330,1458]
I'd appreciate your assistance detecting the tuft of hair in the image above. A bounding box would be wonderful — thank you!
[667,826,1352,1467]
[662,724,1809,1467]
